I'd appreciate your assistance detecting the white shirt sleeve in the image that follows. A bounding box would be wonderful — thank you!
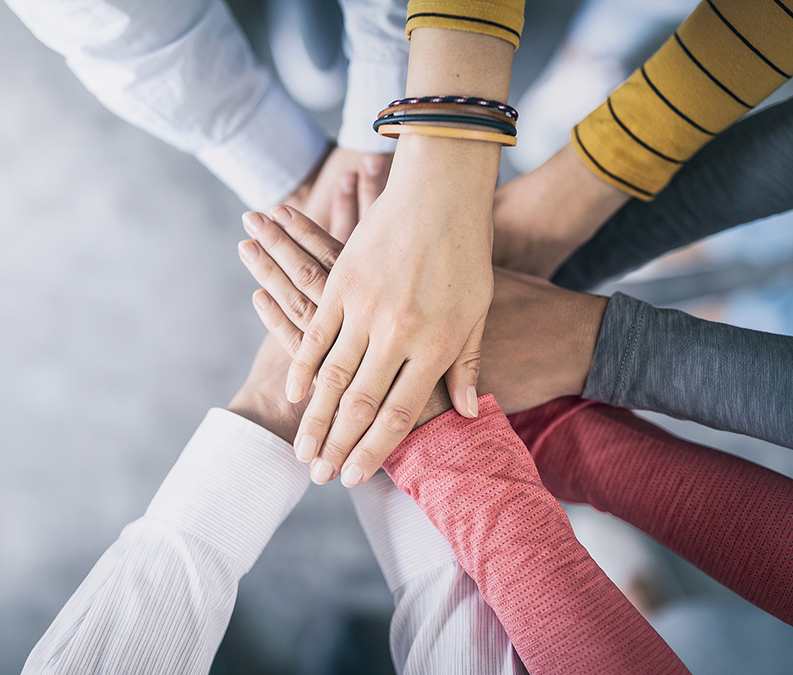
[5,0,330,210]
[337,0,409,152]
[349,472,527,675]
[22,408,310,675]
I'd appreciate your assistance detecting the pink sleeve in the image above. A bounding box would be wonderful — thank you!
[508,397,793,626]
[383,394,688,675]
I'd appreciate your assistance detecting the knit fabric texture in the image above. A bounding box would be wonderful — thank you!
[508,396,793,625]
[384,394,688,674]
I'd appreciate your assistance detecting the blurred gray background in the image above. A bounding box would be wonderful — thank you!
[1,1,792,674]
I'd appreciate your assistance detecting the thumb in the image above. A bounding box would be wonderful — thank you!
[444,316,486,419]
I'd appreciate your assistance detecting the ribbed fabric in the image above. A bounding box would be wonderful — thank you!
[23,409,310,675]
[385,394,688,674]
[350,472,526,674]
[508,397,793,625]
[405,0,525,49]
[573,0,793,200]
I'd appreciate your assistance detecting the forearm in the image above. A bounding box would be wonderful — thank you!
[23,410,310,674]
[583,292,793,448]
[573,0,793,201]
[508,397,793,624]
[6,0,328,209]
[553,96,793,291]
[384,395,687,674]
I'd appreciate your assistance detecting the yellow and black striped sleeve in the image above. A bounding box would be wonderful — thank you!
[572,0,793,201]
[405,0,525,50]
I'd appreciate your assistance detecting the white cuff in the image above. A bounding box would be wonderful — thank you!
[197,83,330,210]
[348,472,457,593]
[337,59,407,153]
[146,408,310,574]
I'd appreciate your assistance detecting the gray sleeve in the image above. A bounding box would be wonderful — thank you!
[582,292,793,449]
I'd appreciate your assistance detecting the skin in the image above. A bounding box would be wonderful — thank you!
[493,143,630,279]
[275,28,515,488]
[238,204,607,486]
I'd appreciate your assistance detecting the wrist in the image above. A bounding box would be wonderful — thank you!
[414,380,454,430]
[566,293,610,396]
[227,390,298,444]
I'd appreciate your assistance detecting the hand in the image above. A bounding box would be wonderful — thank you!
[238,210,608,473]
[282,146,392,232]
[227,333,311,443]
[493,143,630,279]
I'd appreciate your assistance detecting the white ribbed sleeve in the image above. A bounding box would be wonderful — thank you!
[23,408,310,675]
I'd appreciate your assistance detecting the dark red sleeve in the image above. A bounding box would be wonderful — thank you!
[508,397,793,625]
[383,394,688,675]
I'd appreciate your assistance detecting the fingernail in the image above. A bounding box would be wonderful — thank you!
[295,435,318,462]
[286,379,303,403]
[242,211,263,233]
[253,290,271,310]
[238,240,259,262]
[362,155,383,176]
[340,173,356,194]
[310,458,334,485]
[466,386,479,417]
[270,206,293,227]
[341,464,365,488]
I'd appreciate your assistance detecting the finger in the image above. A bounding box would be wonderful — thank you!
[357,154,391,217]
[329,172,359,244]
[238,239,317,331]
[252,289,304,357]
[292,330,370,481]
[286,294,343,404]
[444,315,487,419]
[313,345,406,484]
[266,206,343,273]
[339,359,439,488]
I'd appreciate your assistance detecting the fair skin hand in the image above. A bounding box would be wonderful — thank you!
[267,28,513,488]
[282,146,393,231]
[493,143,630,279]
[238,207,608,485]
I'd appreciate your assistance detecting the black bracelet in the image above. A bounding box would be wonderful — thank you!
[386,95,519,120]
[373,112,517,136]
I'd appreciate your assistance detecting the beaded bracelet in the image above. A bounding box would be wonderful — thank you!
[386,95,519,121]
[379,102,517,125]
[376,123,517,146]
[374,112,517,136]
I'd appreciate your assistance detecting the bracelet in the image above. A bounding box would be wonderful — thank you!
[374,112,517,136]
[386,95,519,121]
[376,123,517,146]
[378,102,516,125]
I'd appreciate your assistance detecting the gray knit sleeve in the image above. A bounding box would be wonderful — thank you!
[582,292,793,449]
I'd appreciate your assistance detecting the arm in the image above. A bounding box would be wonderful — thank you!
[383,395,689,674]
[350,472,527,675]
[23,337,311,675]
[508,396,793,625]
[282,3,524,488]
[582,292,793,448]
[6,0,329,210]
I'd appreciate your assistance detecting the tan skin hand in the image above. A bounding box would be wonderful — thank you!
[237,207,609,487]
[493,143,630,279]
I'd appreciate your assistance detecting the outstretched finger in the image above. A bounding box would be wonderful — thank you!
[251,289,306,357]
[329,172,359,244]
[267,206,343,273]
[339,359,439,488]
[444,315,487,419]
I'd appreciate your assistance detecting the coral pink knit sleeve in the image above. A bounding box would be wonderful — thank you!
[382,394,688,675]
[508,397,793,626]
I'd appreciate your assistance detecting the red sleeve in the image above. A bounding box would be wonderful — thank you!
[383,394,688,675]
[508,397,793,625]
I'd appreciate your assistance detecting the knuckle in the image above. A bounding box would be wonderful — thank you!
[320,438,350,463]
[302,412,329,433]
[319,363,354,394]
[379,404,414,435]
[295,261,326,290]
[286,331,303,357]
[350,445,383,472]
[284,293,313,322]
[320,245,340,270]
[340,391,379,424]
[302,326,328,351]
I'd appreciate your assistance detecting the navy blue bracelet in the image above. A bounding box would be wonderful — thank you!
[373,112,517,136]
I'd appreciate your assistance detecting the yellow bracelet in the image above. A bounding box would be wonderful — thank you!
[376,123,517,147]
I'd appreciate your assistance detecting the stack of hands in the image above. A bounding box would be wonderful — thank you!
[231,143,618,486]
